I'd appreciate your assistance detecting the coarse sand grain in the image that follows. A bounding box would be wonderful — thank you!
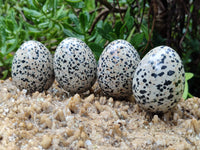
[0,78,200,149]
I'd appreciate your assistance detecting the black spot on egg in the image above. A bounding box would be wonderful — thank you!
[167,70,175,76]
[161,65,167,69]
[143,79,147,83]
[140,90,147,94]
[164,80,172,86]
[158,72,164,77]
[151,73,157,78]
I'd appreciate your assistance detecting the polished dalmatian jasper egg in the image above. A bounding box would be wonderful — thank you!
[12,40,54,93]
[53,37,97,94]
[132,46,185,113]
[97,39,141,99]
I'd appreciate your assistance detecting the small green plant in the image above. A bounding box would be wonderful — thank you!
[182,72,194,100]
[0,8,25,79]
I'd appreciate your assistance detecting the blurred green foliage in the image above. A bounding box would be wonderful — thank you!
[0,0,148,76]
[0,0,199,98]
[183,72,194,100]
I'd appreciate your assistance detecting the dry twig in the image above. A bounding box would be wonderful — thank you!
[88,0,127,34]
[88,8,109,34]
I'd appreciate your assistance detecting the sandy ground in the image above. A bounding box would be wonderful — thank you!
[0,78,200,150]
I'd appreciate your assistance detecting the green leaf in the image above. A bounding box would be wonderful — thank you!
[0,46,7,55]
[88,42,103,60]
[188,93,193,98]
[63,29,76,37]
[94,34,106,48]
[4,54,14,66]
[97,22,115,41]
[104,22,112,34]
[85,0,95,11]
[0,52,4,66]
[42,0,51,13]
[79,12,88,32]
[1,70,8,80]
[185,72,194,80]
[114,21,123,37]
[67,1,85,8]
[124,7,134,30]
[27,0,39,9]
[141,24,149,41]
[53,0,57,15]
[41,21,54,34]
[88,31,98,42]
[119,23,127,39]
[88,12,95,31]
[182,72,194,100]
[0,25,6,47]
[5,19,15,32]
[65,0,82,2]
[62,22,83,35]
[182,81,188,100]
[97,27,114,41]
[0,52,4,60]
[96,20,103,28]
[63,28,84,39]
[127,0,135,4]
[42,0,57,15]
[131,32,144,47]
[126,27,135,42]
[38,21,50,29]
[6,38,18,55]
[109,32,118,40]
[126,17,134,30]
[23,7,42,18]
[56,5,67,20]
[26,24,40,34]
[69,13,80,27]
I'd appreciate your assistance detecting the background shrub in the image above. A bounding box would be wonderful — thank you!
[0,0,199,98]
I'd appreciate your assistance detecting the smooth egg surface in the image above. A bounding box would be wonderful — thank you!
[54,37,97,94]
[97,39,140,99]
[12,40,54,93]
[132,46,185,113]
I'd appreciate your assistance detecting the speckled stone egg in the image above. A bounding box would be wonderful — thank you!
[12,40,54,93]
[132,46,185,113]
[53,37,97,94]
[97,39,141,99]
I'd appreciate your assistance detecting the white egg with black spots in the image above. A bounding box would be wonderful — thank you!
[132,46,185,113]
[12,40,54,93]
[54,37,97,94]
[97,39,140,99]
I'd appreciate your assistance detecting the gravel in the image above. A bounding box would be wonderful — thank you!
[0,78,200,149]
